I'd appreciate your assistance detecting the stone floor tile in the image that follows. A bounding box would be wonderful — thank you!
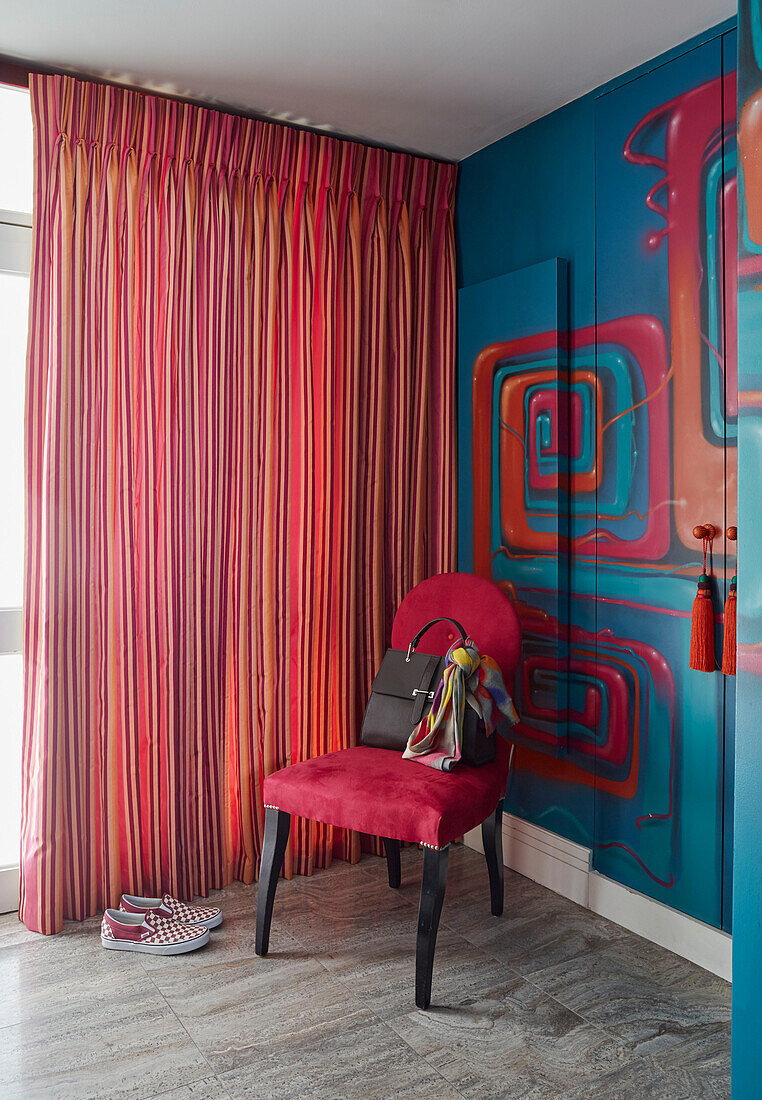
[0,987,210,1100]
[387,976,633,1099]
[220,1010,464,1100]
[526,941,731,1059]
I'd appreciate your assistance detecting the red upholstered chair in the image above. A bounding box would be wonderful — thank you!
[255,572,521,1008]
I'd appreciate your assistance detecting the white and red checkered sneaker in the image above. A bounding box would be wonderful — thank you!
[119,891,223,930]
[101,909,210,955]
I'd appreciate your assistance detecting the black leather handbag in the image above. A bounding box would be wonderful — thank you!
[360,617,496,767]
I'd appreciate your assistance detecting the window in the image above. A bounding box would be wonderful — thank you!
[0,83,32,911]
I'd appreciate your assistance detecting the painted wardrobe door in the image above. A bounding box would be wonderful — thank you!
[721,27,737,935]
[458,261,586,843]
[594,38,733,926]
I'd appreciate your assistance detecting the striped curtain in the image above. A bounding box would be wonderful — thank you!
[21,74,456,935]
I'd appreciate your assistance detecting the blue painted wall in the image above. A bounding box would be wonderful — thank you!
[457,16,738,929]
[732,3,762,1094]
[456,95,595,341]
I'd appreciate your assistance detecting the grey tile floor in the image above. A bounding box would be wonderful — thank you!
[0,845,731,1100]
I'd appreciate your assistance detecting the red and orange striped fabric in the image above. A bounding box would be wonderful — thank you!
[21,74,456,934]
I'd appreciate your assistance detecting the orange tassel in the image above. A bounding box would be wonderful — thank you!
[722,575,736,676]
[690,534,716,672]
[689,574,715,671]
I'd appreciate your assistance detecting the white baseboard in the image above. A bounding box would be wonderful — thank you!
[0,864,19,915]
[465,813,732,983]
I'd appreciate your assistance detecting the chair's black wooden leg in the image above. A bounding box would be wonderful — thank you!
[255,808,291,956]
[482,799,504,917]
[382,837,401,888]
[415,845,449,1010]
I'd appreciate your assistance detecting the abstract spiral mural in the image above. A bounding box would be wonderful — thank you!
[459,33,738,928]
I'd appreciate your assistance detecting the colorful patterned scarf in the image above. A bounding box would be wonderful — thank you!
[402,640,518,772]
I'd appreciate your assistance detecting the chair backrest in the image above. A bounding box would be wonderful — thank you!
[391,572,521,682]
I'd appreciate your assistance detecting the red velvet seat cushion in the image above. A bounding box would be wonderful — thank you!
[263,742,511,850]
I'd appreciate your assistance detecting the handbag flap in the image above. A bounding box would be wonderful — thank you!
[370,649,442,701]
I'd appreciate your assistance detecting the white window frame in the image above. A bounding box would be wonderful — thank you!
[0,204,31,913]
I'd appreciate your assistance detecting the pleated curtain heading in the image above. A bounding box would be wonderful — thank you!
[21,74,457,934]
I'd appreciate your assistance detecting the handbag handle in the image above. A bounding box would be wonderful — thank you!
[406,616,468,662]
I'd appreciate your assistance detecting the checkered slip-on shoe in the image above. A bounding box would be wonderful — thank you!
[119,892,223,930]
[101,909,210,955]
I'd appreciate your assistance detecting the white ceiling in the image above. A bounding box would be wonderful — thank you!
[1,0,735,161]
